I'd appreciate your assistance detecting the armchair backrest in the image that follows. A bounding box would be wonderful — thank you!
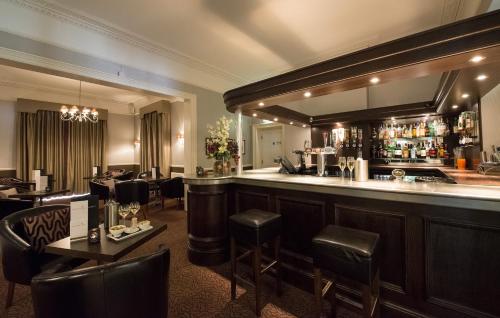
[113,171,134,181]
[0,205,70,285]
[115,180,149,205]
[89,181,110,201]
[31,247,170,318]
[159,177,184,199]
[0,199,34,219]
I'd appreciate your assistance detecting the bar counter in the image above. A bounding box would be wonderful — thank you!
[184,169,500,318]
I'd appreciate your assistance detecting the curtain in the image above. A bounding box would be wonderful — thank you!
[140,111,170,176]
[16,110,107,193]
[67,120,108,193]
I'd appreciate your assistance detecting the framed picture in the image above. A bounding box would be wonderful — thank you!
[242,139,246,155]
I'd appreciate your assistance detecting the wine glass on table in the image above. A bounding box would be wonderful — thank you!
[118,204,130,226]
[347,156,355,182]
[129,201,141,228]
[338,156,346,180]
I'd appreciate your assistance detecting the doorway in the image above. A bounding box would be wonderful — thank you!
[253,124,284,169]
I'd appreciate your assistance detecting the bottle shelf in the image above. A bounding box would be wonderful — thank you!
[371,136,445,142]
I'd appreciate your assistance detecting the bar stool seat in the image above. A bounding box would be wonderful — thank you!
[229,209,282,316]
[312,225,380,317]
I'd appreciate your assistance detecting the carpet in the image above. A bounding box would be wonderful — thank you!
[0,201,358,317]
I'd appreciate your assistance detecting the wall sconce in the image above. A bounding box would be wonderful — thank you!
[134,139,140,146]
[176,132,184,145]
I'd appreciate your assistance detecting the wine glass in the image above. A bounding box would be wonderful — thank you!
[338,157,346,179]
[347,156,356,182]
[130,201,141,227]
[118,204,130,226]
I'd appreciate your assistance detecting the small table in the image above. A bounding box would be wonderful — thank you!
[9,189,70,205]
[46,222,167,264]
[142,177,170,202]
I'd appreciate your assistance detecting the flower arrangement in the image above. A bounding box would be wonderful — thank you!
[206,116,239,162]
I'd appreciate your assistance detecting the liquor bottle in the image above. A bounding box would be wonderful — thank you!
[420,142,427,158]
[397,125,402,138]
[402,143,409,159]
[372,127,377,140]
[394,143,402,158]
[424,121,429,137]
[439,143,445,158]
[378,144,383,158]
[410,144,417,159]
[371,144,377,159]
[383,142,388,158]
[453,118,459,134]
[416,122,421,138]
[430,143,437,159]
[412,123,417,138]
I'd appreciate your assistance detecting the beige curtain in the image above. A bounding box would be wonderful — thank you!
[140,111,170,176]
[16,111,66,190]
[16,110,107,193]
[67,120,108,193]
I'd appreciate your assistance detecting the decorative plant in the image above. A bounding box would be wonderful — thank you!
[206,116,239,162]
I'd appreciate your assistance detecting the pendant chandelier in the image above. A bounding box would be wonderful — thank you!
[60,81,98,123]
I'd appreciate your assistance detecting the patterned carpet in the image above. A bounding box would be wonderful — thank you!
[0,201,357,318]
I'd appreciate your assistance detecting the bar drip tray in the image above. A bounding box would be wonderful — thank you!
[414,176,456,184]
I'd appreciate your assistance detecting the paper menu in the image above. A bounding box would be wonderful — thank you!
[152,167,157,179]
[93,166,98,177]
[32,170,41,190]
[70,200,88,240]
[37,175,48,192]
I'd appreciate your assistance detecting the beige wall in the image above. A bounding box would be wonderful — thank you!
[0,100,16,170]
[283,125,312,166]
[107,113,135,165]
[481,84,500,155]
[171,101,185,167]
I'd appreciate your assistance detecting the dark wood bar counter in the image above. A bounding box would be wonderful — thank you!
[185,170,500,318]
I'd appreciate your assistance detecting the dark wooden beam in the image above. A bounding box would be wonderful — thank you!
[258,105,310,124]
[224,10,500,114]
[312,102,436,126]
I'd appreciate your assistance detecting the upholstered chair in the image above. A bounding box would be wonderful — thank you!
[114,180,150,219]
[89,180,110,201]
[31,247,170,318]
[0,205,86,308]
[159,177,184,209]
[0,199,34,219]
[113,171,134,181]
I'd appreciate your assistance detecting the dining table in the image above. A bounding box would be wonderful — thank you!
[46,221,168,265]
[9,189,70,205]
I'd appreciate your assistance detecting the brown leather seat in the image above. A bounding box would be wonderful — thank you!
[31,247,170,318]
[229,209,281,246]
[312,225,379,285]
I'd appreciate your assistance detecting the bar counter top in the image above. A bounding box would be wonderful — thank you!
[184,168,500,212]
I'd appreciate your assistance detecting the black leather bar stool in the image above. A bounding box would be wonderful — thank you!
[229,209,282,316]
[312,225,380,318]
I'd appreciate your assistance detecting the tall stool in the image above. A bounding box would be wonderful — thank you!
[229,209,282,316]
[312,225,380,318]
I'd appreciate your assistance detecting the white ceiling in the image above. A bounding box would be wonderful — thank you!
[0,64,177,114]
[44,0,491,89]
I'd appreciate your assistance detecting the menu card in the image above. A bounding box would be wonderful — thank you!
[70,200,88,241]
[152,167,157,179]
[32,170,41,190]
[37,175,48,192]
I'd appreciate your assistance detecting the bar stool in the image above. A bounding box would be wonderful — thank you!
[229,209,282,316]
[312,225,380,318]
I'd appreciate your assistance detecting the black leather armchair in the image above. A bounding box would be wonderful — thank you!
[137,171,164,179]
[115,180,150,219]
[0,205,85,308]
[0,199,34,219]
[113,171,134,181]
[159,177,184,209]
[89,180,110,201]
[31,247,170,318]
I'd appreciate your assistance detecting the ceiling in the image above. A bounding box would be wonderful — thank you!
[0,64,178,114]
[44,0,494,89]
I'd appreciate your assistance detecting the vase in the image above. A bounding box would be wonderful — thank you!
[213,158,231,176]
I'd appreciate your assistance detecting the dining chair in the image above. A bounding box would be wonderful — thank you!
[89,180,110,202]
[0,198,34,219]
[0,205,86,308]
[159,177,184,209]
[114,180,150,219]
[31,247,170,318]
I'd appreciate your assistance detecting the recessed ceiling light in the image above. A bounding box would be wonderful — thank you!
[461,93,469,98]
[304,91,312,98]
[452,105,459,109]
[289,121,294,125]
[370,77,380,84]
[391,117,395,121]
[258,102,265,107]
[252,113,257,117]
[302,124,306,128]
[425,114,429,118]
[476,74,488,81]
[470,55,485,63]
[273,117,278,122]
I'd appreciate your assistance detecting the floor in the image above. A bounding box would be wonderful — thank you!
[0,201,358,318]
